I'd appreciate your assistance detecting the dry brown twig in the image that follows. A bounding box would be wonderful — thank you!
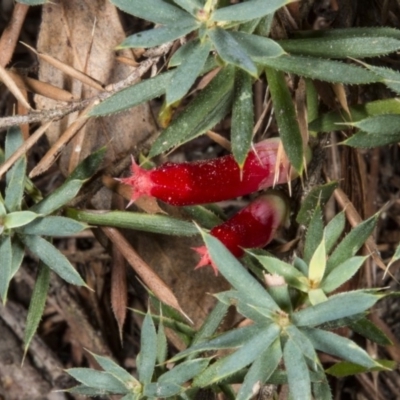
[0,42,172,131]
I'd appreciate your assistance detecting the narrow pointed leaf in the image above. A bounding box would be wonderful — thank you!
[4,127,24,199]
[240,17,262,35]
[293,257,309,275]
[295,27,400,40]
[308,238,326,284]
[171,324,265,362]
[349,317,392,346]
[341,114,400,147]
[322,256,367,293]
[20,216,88,236]
[193,324,280,387]
[150,66,234,157]
[236,338,281,400]
[303,206,324,265]
[265,67,303,173]
[68,146,106,181]
[279,36,400,58]
[286,325,320,369]
[156,321,168,364]
[166,39,211,105]
[5,157,26,212]
[0,236,12,303]
[10,237,25,278]
[192,302,230,346]
[90,71,173,117]
[292,291,382,327]
[261,55,379,84]
[5,126,23,161]
[297,182,338,225]
[110,0,193,25]
[89,352,139,387]
[309,98,400,133]
[172,0,203,15]
[254,255,308,292]
[231,68,254,167]
[306,79,319,137]
[143,382,182,397]
[30,179,85,215]
[133,312,193,346]
[67,384,113,396]
[0,199,6,217]
[4,211,39,229]
[283,338,312,400]
[201,231,280,312]
[215,289,277,322]
[24,263,50,353]
[324,211,345,255]
[343,130,400,148]
[267,284,293,313]
[22,235,87,286]
[149,292,193,326]
[326,213,379,274]
[66,368,129,394]
[212,0,295,22]
[66,209,197,236]
[305,327,378,368]
[229,31,284,60]
[215,290,273,322]
[169,40,199,67]
[159,358,210,385]
[325,360,395,378]
[118,21,198,49]
[182,205,223,229]
[308,288,328,305]
[362,63,400,95]
[121,393,140,400]
[137,311,157,384]
[208,28,257,76]
[346,114,400,135]
[312,377,333,400]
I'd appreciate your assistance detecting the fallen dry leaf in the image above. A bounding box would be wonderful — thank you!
[35,0,158,179]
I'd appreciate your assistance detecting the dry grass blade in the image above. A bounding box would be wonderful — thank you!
[253,98,271,137]
[0,64,32,110]
[295,78,309,145]
[102,227,190,321]
[0,121,53,179]
[29,103,93,178]
[0,3,29,67]
[334,187,388,274]
[8,70,79,102]
[332,83,351,117]
[206,130,231,151]
[116,56,139,67]
[111,243,128,343]
[21,42,105,92]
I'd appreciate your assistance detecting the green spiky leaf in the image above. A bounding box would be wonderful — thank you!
[24,263,50,354]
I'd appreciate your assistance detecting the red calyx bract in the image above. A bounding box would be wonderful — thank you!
[120,138,294,206]
[193,192,289,275]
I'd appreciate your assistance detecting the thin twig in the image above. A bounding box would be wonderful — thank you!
[0,45,172,131]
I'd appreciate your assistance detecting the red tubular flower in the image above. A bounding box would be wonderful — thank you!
[120,138,295,206]
[193,192,289,275]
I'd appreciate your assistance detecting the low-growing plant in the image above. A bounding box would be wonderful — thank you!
[65,192,394,400]
[0,126,105,352]
[3,0,400,398]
